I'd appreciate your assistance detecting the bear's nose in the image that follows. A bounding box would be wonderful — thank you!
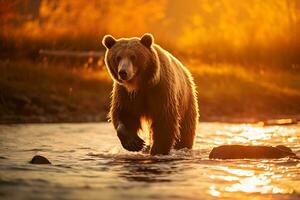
[118,70,128,80]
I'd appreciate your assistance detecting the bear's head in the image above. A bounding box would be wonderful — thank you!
[102,33,160,91]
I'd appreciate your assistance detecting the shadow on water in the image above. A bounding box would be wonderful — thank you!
[88,149,204,183]
[117,158,181,183]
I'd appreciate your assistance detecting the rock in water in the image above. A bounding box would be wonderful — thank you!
[29,155,51,164]
[209,145,297,159]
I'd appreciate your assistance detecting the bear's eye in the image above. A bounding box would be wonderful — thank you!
[130,55,136,61]
[116,56,121,62]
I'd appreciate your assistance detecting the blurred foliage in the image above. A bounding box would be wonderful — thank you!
[1,0,300,67]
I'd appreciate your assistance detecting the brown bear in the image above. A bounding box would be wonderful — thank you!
[102,33,199,155]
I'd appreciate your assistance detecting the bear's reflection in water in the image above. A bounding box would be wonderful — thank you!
[113,158,181,183]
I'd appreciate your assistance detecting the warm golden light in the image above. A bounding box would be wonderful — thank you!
[225,175,294,194]
[2,0,300,65]
[0,1,300,200]
[208,164,296,197]
[209,185,221,197]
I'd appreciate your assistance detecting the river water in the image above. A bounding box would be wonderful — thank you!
[0,122,299,200]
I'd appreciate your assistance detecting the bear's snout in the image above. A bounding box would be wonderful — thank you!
[118,69,128,80]
[118,58,135,81]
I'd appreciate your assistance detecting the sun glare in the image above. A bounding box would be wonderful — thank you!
[209,165,295,197]
[225,175,293,194]
[213,124,297,145]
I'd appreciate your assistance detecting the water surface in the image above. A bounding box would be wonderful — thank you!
[0,122,299,200]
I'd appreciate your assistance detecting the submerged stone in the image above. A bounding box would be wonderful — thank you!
[209,145,297,159]
[29,155,51,164]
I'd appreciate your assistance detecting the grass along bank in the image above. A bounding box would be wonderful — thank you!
[0,59,111,123]
[190,62,300,122]
[1,59,300,123]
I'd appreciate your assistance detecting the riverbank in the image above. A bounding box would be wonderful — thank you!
[1,59,300,124]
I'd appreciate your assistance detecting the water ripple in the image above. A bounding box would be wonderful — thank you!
[0,122,299,200]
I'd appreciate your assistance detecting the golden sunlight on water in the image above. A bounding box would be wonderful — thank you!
[197,123,300,199]
[208,166,296,198]
[0,122,299,200]
[225,175,292,194]
[212,125,297,146]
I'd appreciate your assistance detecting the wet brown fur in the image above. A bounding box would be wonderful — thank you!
[103,34,199,155]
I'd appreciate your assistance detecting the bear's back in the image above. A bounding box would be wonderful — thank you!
[152,44,195,115]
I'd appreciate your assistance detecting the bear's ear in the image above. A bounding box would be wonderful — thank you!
[140,33,154,48]
[102,35,116,49]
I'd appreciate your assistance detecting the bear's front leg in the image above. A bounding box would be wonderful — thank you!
[110,94,145,152]
[116,122,145,152]
[150,116,179,155]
